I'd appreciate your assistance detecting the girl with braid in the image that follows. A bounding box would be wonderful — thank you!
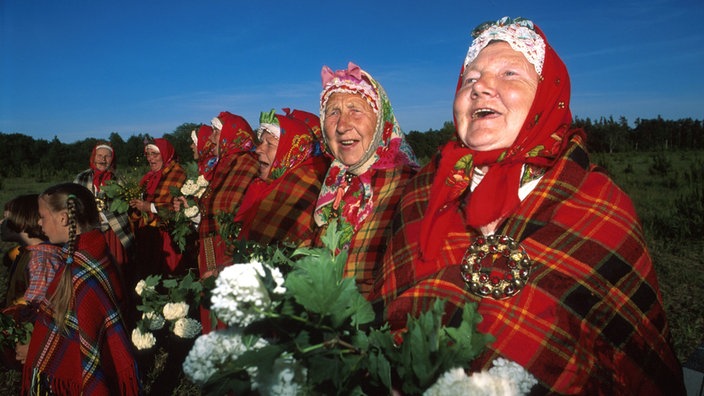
[21,183,141,395]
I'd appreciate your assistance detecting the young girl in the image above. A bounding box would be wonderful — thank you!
[21,183,141,395]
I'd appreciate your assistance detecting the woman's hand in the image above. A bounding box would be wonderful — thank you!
[173,196,188,212]
[129,199,151,212]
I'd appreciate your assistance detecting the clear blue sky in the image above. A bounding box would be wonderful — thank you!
[2,0,703,143]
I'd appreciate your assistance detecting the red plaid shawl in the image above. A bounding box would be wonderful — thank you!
[197,152,259,273]
[22,230,140,395]
[372,136,685,395]
[237,155,329,247]
[132,160,186,228]
[315,164,417,297]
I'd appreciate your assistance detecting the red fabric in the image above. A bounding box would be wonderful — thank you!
[141,138,176,195]
[196,124,218,181]
[217,111,256,157]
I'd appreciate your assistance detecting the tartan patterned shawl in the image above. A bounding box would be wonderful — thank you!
[315,164,417,298]
[75,169,134,250]
[132,161,186,228]
[372,136,685,395]
[237,155,329,247]
[22,230,140,395]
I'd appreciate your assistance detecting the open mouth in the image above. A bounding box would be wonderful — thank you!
[472,108,498,120]
[339,139,357,147]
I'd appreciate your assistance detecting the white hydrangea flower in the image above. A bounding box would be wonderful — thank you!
[182,328,268,385]
[184,205,200,219]
[163,301,189,321]
[210,260,285,327]
[423,358,537,396]
[143,311,165,330]
[131,328,157,350]
[488,357,538,394]
[173,317,202,338]
[254,354,307,396]
[196,175,209,188]
[135,279,147,296]
[180,179,198,196]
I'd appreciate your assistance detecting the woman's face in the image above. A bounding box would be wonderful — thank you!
[454,41,539,151]
[254,131,279,179]
[145,147,163,172]
[323,92,377,166]
[190,141,199,160]
[38,197,67,244]
[93,148,113,172]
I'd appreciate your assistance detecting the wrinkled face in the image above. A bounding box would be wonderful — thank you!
[38,196,67,244]
[323,92,377,166]
[93,148,113,171]
[145,147,163,172]
[210,128,221,156]
[454,41,539,151]
[254,131,279,179]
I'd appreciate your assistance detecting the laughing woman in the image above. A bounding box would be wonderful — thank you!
[313,62,419,298]
[371,17,685,394]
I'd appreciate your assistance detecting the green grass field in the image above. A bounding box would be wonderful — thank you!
[1,150,702,394]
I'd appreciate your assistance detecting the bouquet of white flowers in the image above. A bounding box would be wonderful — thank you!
[166,161,209,252]
[181,220,537,395]
[131,270,204,350]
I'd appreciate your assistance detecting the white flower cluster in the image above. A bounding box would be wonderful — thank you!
[182,328,267,385]
[163,302,189,321]
[210,260,286,328]
[131,328,157,350]
[184,205,200,219]
[423,358,537,396]
[254,354,307,396]
[173,317,202,338]
[143,311,165,330]
[134,279,153,296]
[180,175,209,198]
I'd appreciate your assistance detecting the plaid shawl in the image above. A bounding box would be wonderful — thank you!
[237,155,329,247]
[23,243,63,304]
[371,136,685,394]
[75,169,134,250]
[132,160,186,228]
[197,152,259,273]
[315,164,417,298]
[22,230,140,395]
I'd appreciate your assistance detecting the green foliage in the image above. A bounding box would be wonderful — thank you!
[0,311,33,347]
[101,175,144,214]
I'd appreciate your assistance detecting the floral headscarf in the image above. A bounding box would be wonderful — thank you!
[141,138,177,195]
[217,111,256,158]
[419,16,585,259]
[194,124,218,181]
[314,62,418,232]
[256,108,319,181]
[89,142,115,192]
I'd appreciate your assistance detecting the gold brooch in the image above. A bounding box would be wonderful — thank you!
[460,234,532,300]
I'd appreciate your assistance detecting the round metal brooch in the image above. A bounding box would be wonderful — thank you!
[460,234,533,300]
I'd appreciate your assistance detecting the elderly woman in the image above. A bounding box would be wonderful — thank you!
[74,142,134,267]
[233,108,329,248]
[371,17,685,394]
[129,138,188,279]
[314,62,419,298]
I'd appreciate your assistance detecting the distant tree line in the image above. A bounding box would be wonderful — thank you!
[0,116,702,180]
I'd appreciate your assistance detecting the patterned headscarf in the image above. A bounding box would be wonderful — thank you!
[217,111,256,158]
[89,142,115,192]
[195,124,218,181]
[256,108,319,181]
[141,138,176,195]
[419,16,585,258]
[314,62,418,232]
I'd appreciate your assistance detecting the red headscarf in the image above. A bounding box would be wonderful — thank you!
[217,111,256,158]
[89,143,115,192]
[419,21,585,260]
[195,124,218,181]
[140,138,176,195]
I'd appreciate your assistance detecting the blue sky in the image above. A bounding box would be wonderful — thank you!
[1,0,703,143]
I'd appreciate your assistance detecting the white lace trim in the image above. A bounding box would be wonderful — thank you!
[464,22,545,75]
